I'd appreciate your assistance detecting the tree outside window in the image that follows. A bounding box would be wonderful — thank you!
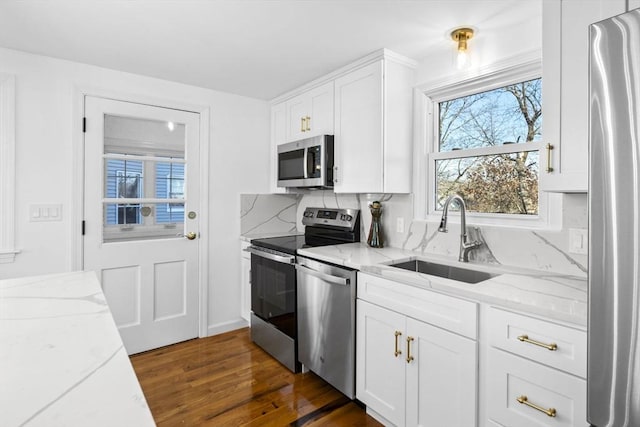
[435,78,542,215]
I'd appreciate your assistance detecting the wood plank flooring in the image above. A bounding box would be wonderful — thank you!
[130,328,383,426]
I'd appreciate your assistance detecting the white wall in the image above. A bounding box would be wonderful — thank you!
[0,46,271,334]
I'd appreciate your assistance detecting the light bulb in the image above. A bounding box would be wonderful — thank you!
[457,50,468,69]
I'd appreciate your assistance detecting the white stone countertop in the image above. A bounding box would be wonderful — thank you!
[297,242,587,327]
[0,271,156,427]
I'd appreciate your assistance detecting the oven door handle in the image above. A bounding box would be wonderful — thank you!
[296,264,350,286]
[245,246,296,264]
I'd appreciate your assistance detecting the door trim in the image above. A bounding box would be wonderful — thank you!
[72,87,210,339]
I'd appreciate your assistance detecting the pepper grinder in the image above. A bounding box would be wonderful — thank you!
[367,201,383,248]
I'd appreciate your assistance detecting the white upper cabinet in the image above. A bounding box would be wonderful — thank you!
[285,81,334,142]
[334,55,415,193]
[269,49,415,194]
[541,0,627,192]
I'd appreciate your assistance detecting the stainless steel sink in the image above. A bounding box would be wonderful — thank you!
[389,259,496,284]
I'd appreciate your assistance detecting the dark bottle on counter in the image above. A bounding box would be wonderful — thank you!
[367,201,383,248]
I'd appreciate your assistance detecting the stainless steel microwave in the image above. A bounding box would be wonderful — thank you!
[277,135,334,188]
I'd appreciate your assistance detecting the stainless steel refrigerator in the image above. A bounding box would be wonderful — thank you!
[589,8,640,427]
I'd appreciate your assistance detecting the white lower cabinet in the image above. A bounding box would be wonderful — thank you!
[485,307,588,427]
[357,300,406,425]
[487,348,586,427]
[356,291,477,427]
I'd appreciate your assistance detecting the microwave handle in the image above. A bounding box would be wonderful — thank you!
[303,148,308,179]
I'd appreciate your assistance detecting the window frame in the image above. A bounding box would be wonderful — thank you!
[415,59,560,229]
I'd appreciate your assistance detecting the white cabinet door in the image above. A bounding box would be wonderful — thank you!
[356,300,406,427]
[406,318,478,427]
[541,0,626,192]
[334,61,384,193]
[240,241,251,322]
[286,81,334,142]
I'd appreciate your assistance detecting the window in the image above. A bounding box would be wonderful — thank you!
[436,77,541,214]
[420,61,550,226]
[105,160,143,225]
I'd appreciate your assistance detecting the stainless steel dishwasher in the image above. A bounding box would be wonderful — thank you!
[296,255,357,399]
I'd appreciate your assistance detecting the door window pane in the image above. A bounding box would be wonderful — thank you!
[102,114,186,242]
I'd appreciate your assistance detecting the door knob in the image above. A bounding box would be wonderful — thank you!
[180,232,197,240]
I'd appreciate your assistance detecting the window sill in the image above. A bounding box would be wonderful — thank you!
[0,249,21,264]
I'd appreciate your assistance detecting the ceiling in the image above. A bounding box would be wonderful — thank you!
[0,1,540,100]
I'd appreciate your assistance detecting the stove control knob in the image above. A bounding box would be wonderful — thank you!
[346,215,353,221]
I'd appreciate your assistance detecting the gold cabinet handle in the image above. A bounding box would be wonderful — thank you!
[394,331,402,357]
[545,143,554,172]
[516,395,556,417]
[305,115,311,131]
[184,232,197,240]
[300,117,306,132]
[406,336,414,363]
[517,334,558,351]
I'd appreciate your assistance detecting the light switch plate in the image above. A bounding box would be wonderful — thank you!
[396,217,405,233]
[30,204,63,222]
[569,228,588,255]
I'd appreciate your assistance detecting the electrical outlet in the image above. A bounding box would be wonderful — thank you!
[396,217,405,233]
[569,228,588,255]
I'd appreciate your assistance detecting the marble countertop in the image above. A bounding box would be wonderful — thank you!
[0,271,156,427]
[297,243,587,327]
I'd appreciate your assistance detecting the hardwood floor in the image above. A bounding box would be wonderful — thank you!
[130,328,383,426]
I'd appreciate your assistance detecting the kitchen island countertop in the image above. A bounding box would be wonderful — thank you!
[0,271,156,427]
[297,242,587,327]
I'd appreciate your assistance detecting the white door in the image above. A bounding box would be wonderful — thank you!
[83,96,201,355]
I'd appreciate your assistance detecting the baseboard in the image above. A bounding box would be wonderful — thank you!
[206,318,249,337]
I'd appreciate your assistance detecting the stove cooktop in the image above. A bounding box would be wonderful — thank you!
[250,207,361,255]
[250,235,306,255]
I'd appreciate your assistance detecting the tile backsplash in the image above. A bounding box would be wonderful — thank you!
[240,192,588,277]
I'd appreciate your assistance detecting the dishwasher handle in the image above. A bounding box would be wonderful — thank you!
[296,264,350,286]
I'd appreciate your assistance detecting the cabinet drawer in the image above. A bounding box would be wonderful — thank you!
[487,348,587,427]
[357,273,477,339]
[487,307,586,377]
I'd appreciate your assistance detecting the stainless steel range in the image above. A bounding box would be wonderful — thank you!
[247,207,360,379]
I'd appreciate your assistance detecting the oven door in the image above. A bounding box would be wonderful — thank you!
[247,247,297,339]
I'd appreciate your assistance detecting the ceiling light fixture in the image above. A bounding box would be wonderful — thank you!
[451,27,474,69]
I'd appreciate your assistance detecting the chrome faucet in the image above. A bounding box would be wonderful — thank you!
[438,194,481,262]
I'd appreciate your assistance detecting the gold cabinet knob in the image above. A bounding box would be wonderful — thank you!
[185,232,197,240]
